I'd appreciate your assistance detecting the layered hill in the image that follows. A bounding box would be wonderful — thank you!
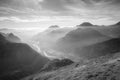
[53,28,112,60]
[32,26,74,52]
[21,22,120,80]
[0,34,49,80]
[96,21,120,38]
[74,38,120,59]
[1,33,21,43]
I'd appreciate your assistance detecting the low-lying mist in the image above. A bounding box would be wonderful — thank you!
[1,22,120,62]
[30,22,120,61]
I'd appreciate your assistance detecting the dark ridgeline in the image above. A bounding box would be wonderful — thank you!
[53,27,112,60]
[1,33,21,43]
[6,33,21,43]
[74,38,120,59]
[22,22,120,80]
[49,25,60,28]
[1,21,120,80]
[0,33,49,80]
[52,21,120,60]
[41,58,74,72]
[113,21,120,26]
[79,22,94,26]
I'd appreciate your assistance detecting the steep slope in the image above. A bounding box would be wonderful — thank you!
[1,33,21,43]
[113,21,120,26]
[96,21,120,38]
[53,28,111,60]
[58,28,110,43]
[74,38,120,59]
[22,53,120,80]
[33,27,74,41]
[41,59,74,72]
[0,34,49,80]
[32,27,74,52]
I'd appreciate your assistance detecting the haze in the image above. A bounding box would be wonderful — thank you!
[0,0,120,60]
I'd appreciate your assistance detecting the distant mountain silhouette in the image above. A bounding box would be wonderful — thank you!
[32,27,74,51]
[2,33,21,43]
[75,38,120,59]
[54,27,120,60]
[41,59,74,72]
[79,22,93,26]
[0,28,16,35]
[6,33,21,42]
[53,28,111,60]
[59,28,109,42]
[0,34,49,80]
[49,25,60,28]
[34,27,73,40]
[97,22,120,38]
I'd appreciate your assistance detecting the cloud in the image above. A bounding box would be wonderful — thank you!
[0,0,120,26]
[39,0,68,11]
[0,0,42,17]
[39,0,120,17]
[0,0,40,9]
[0,16,83,23]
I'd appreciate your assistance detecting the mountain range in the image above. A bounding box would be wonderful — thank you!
[1,21,120,80]
[1,33,21,43]
[0,33,49,80]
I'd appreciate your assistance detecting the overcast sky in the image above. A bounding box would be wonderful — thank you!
[0,0,120,29]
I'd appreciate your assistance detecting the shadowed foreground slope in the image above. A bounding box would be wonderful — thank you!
[41,59,74,72]
[0,34,49,80]
[22,52,120,80]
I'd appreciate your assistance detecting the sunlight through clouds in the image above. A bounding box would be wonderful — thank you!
[0,0,120,29]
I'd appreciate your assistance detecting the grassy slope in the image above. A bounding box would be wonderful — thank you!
[22,53,120,80]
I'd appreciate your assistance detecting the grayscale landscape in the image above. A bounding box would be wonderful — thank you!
[0,0,120,80]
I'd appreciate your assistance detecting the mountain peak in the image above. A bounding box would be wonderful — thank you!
[80,22,93,26]
[8,33,14,36]
[49,25,60,28]
[7,33,21,43]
